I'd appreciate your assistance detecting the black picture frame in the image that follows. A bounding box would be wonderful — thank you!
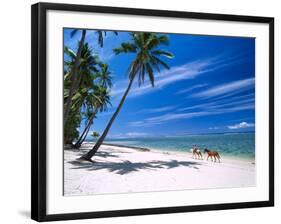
[31,2,274,222]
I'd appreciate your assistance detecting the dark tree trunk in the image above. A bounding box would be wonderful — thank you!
[74,121,91,148]
[64,29,87,125]
[81,78,135,161]
[74,109,97,148]
[79,124,91,146]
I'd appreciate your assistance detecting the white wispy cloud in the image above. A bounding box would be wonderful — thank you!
[228,122,254,129]
[127,121,145,126]
[146,111,210,123]
[129,60,213,97]
[127,70,255,127]
[209,98,254,110]
[128,111,209,127]
[108,132,149,138]
[204,91,255,102]
[208,127,219,130]
[175,83,209,95]
[135,106,176,114]
[126,132,149,137]
[111,54,245,99]
[129,96,255,127]
[192,78,255,99]
[178,93,254,112]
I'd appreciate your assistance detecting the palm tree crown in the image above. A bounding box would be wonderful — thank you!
[96,63,113,88]
[114,32,173,86]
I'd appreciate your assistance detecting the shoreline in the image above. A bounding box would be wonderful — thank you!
[102,142,150,152]
[64,142,255,196]
[84,141,255,164]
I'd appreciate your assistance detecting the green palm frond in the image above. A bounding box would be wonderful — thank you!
[115,32,173,87]
[70,29,79,38]
[95,30,118,47]
[96,31,104,47]
[114,43,137,54]
[64,46,77,59]
[145,63,155,87]
[151,55,170,70]
[152,50,174,58]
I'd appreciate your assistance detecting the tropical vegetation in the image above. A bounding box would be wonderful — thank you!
[63,30,174,162]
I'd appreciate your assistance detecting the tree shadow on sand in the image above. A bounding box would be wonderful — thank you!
[67,150,123,158]
[68,159,201,175]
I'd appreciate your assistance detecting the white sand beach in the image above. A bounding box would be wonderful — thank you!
[64,143,255,196]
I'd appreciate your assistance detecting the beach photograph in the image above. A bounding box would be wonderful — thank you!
[63,28,255,196]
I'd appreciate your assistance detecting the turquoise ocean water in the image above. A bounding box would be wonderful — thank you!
[104,133,255,160]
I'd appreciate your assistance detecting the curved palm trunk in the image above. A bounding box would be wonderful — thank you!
[74,121,91,148]
[81,78,135,161]
[74,110,97,148]
[79,124,92,145]
[64,30,87,125]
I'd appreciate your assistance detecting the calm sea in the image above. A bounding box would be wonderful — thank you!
[104,133,255,160]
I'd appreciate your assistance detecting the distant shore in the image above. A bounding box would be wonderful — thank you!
[64,142,255,196]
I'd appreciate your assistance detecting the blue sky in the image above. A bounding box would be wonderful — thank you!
[64,29,255,139]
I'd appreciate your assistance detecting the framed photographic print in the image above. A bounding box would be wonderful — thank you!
[31,2,274,222]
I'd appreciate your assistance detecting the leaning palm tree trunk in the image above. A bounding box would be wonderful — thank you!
[74,121,92,148]
[81,78,135,161]
[74,109,97,148]
[79,124,92,146]
[64,30,86,125]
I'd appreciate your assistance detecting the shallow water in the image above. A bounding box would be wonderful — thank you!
[104,133,255,160]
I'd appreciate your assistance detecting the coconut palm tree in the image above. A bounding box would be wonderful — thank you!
[64,29,86,126]
[92,131,100,140]
[96,30,118,47]
[73,63,113,148]
[74,87,111,148]
[64,43,101,145]
[70,60,113,148]
[81,32,174,161]
[97,63,113,88]
[64,30,117,125]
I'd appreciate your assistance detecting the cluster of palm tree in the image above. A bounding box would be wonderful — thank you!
[64,30,113,147]
[64,29,174,162]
